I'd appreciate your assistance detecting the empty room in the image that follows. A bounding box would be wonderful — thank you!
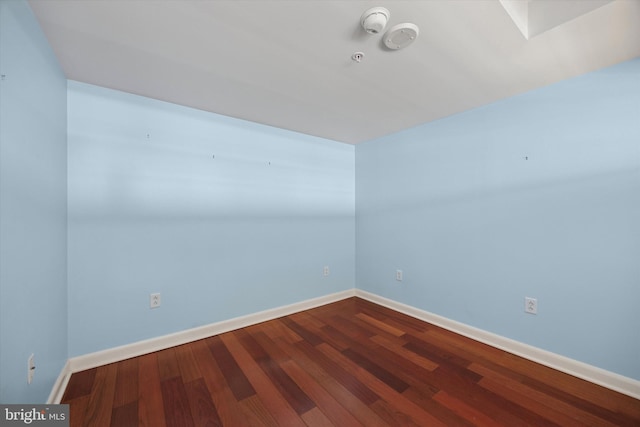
[1,0,639,425]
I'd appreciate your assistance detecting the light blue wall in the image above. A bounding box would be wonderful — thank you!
[356,59,640,380]
[67,81,355,356]
[0,0,68,403]
[2,0,638,400]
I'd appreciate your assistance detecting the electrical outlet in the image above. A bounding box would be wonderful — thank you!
[150,293,161,309]
[323,266,330,277]
[28,354,35,384]
[525,297,537,314]
[396,270,403,281]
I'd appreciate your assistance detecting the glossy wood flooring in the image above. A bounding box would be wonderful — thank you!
[61,297,640,426]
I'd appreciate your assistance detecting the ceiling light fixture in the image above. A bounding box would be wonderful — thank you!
[360,7,390,35]
[383,23,419,50]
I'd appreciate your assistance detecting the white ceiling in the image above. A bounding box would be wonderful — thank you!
[28,0,640,144]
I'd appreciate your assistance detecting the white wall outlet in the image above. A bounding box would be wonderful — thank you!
[525,297,537,314]
[323,266,330,277]
[150,293,161,309]
[396,270,403,281]
[27,353,35,384]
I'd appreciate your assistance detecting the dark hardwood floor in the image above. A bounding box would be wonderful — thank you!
[61,297,640,426]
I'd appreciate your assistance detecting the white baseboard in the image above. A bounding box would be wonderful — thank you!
[355,289,640,400]
[47,359,71,404]
[51,288,640,402]
[65,289,356,377]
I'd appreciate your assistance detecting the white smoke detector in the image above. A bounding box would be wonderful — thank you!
[360,7,390,35]
[383,23,419,50]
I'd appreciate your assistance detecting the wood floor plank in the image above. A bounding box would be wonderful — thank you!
[370,333,439,371]
[183,378,222,427]
[235,329,316,416]
[475,344,628,412]
[418,320,508,362]
[156,347,181,381]
[324,314,377,346]
[280,316,323,346]
[473,364,625,427]
[174,344,202,384]
[372,324,558,426]
[466,341,640,424]
[113,357,138,408]
[347,312,407,343]
[341,335,438,392]
[110,401,138,427]
[251,328,292,364]
[315,316,377,353]
[238,395,281,427]
[261,318,304,345]
[404,332,477,369]
[519,372,640,423]
[279,358,366,427]
[300,407,334,427]
[278,338,390,426]
[66,395,90,427]
[352,299,428,335]
[370,399,424,427]
[316,324,356,351]
[62,368,96,402]
[428,363,550,427]
[317,342,449,426]
[355,312,405,337]
[294,340,380,406]
[289,311,330,332]
[206,335,255,401]
[341,347,410,393]
[61,297,640,426]
[433,390,506,427]
[479,375,606,426]
[160,376,195,427]
[82,363,118,427]
[401,386,477,426]
[137,352,167,427]
[219,331,308,427]
[287,309,354,351]
[190,339,251,427]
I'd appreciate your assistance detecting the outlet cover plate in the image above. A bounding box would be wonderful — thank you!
[150,293,161,309]
[525,297,537,314]
[28,354,35,384]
